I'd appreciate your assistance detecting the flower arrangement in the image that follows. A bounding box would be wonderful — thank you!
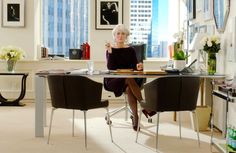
[200,35,221,53]
[200,35,221,75]
[173,31,188,60]
[0,46,25,61]
[173,31,184,51]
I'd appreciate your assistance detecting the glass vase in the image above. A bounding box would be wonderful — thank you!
[207,53,216,75]
[7,60,16,73]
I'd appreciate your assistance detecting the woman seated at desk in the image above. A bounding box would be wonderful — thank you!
[104,24,155,131]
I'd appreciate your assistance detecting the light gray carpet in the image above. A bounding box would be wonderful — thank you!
[0,102,222,153]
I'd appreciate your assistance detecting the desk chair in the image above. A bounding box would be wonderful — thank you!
[136,76,201,151]
[47,74,113,148]
[105,44,147,124]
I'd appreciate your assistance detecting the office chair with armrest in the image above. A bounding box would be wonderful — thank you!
[105,44,147,124]
[136,76,201,151]
[47,74,113,148]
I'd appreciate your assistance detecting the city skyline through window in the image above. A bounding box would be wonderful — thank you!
[41,0,88,57]
[41,0,180,59]
[130,0,176,58]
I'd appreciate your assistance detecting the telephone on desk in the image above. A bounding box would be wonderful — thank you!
[165,59,197,74]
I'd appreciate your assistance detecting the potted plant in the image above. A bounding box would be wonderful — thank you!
[172,31,188,70]
[173,50,188,70]
[173,49,188,60]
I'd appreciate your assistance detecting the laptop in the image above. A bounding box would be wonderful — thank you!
[164,59,197,74]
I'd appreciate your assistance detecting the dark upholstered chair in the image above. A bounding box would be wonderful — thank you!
[136,76,201,151]
[104,44,146,123]
[47,74,113,148]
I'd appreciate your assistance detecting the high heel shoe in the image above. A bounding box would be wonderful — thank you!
[130,115,140,131]
[142,109,156,118]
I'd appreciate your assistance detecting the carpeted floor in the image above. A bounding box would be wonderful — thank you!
[0,102,222,153]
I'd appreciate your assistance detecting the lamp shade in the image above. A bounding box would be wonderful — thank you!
[189,33,208,52]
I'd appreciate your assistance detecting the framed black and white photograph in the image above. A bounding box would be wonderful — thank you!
[96,0,123,30]
[2,0,25,27]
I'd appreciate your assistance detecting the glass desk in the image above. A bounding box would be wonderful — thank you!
[34,69,225,137]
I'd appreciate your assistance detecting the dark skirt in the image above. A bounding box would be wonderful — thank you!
[104,78,144,97]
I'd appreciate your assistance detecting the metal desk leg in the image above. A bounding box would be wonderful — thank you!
[35,76,47,137]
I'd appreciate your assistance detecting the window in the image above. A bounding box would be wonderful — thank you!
[130,0,182,58]
[41,0,88,57]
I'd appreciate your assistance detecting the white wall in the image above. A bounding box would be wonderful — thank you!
[224,0,236,76]
[0,0,37,60]
[221,0,236,129]
[191,1,236,130]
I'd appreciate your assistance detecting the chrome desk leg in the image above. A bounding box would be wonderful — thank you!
[35,76,47,137]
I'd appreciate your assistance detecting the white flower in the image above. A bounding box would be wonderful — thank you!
[200,35,221,53]
[0,46,25,61]
[173,31,184,43]
[207,40,212,47]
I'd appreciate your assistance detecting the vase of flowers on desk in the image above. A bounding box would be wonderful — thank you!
[200,35,221,75]
[0,46,25,72]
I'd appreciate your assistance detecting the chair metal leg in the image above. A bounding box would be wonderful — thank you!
[106,93,132,122]
[178,112,182,139]
[72,110,75,137]
[47,108,56,144]
[124,94,129,121]
[192,110,200,147]
[135,109,142,143]
[83,111,87,149]
[108,105,127,117]
[106,108,113,142]
[156,112,160,151]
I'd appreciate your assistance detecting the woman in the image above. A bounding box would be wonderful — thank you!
[104,24,154,131]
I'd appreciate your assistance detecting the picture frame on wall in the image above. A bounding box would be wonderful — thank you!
[188,0,196,20]
[95,0,123,30]
[204,0,213,21]
[189,24,198,44]
[196,0,203,12]
[2,0,25,27]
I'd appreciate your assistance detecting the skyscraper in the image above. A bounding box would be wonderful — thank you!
[130,0,152,44]
[130,0,169,58]
[42,0,88,56]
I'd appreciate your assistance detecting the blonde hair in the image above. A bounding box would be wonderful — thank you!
[112,24,130,39]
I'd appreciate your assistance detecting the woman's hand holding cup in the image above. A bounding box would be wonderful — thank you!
[105,41,112,53]
[136,63,143,71]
